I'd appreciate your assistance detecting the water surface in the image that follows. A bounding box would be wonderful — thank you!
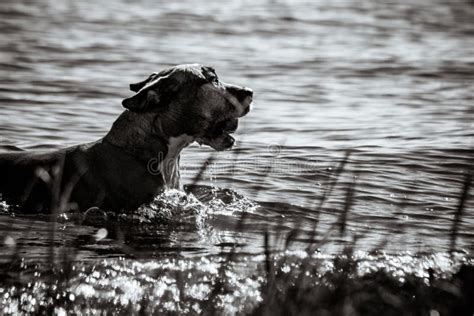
[0,0,473,313]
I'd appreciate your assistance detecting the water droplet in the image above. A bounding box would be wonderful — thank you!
[95,228,108,241]
[3,235,15,247]
[55,307,67,316]
[430,310,440,316]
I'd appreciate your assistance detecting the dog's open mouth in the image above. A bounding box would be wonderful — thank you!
[197,119,238,151]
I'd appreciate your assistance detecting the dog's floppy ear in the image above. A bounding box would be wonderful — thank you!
[122,73,176,112]
[129,73,158,92]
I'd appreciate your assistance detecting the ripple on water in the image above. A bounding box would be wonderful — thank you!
[0,0,473,312]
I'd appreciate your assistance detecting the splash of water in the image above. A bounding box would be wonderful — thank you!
[131,188,259,226]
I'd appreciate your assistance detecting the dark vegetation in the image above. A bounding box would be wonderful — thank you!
[0,152,472,315]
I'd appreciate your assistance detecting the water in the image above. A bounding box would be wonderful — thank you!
[0,0,473,313]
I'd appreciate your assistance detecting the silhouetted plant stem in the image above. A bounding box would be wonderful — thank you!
[450,172,472,258]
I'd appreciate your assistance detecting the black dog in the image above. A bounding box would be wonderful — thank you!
[0,64,252,213]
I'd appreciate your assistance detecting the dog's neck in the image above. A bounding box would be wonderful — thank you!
[104,110,166,159]
[160,134,194,189]
[103,110,194,189]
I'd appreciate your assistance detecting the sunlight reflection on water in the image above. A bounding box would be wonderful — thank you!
[0,0,473,313]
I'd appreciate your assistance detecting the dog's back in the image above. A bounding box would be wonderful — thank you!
[0,141,166,213]
[1,144,102,212]
[0,150,55,212]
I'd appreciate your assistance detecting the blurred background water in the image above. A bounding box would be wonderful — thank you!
[0,0,473,311]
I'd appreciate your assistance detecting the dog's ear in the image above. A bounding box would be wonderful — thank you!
[129,73,158,92]
[122,74,177,112]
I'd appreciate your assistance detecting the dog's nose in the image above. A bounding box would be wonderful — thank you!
[242,103,251,116]
[243,87,253,97]
[227,85,253,103]
[239,87,253,101]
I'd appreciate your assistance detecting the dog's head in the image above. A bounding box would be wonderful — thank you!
[122,64,252,151]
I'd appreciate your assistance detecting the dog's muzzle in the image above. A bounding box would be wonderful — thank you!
[197,118,240,151]
[219,119,238,149]
[240,94,252,117]
[224,84,253,117]
[235,88,253,117]
[197,85,252,151]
